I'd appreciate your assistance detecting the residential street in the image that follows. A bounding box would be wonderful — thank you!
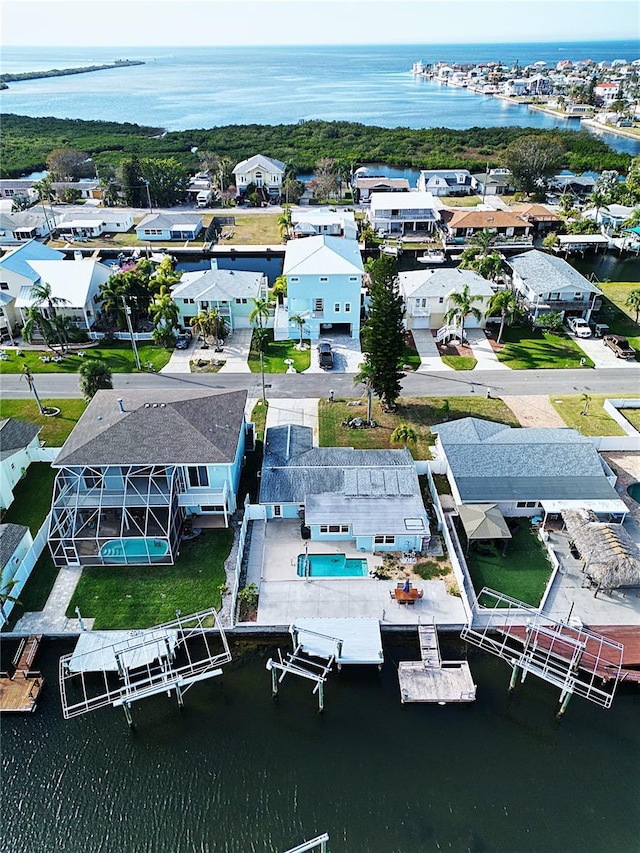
[1,366,639,399]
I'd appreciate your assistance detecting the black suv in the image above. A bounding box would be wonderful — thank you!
[317,341,333,370]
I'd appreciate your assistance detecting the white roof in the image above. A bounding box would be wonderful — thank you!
[59,219,104,229]
[291,210,356,226]
[283,235,364,276]
[541,499,628,515]
[232,154,285,175]
[369,191,442,212]
[557,234,609,245]
[60,210,132,223]
[399,267,494,299]
[67,629,179,673]
[291,618,383,665]
[17,259,111,308]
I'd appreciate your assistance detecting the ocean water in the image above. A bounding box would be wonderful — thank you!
[1,42,639,154]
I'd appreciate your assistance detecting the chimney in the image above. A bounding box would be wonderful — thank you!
[117,398,125,413]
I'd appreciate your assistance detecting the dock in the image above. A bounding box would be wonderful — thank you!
[398,624,476,704]
[0,634,44,713]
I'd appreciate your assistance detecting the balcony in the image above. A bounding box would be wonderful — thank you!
[521,296,602,314]
[443,233,533,249]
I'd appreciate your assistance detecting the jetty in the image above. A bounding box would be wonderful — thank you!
[398,623,476,704]
[0,60,145,86]
[0,634,44,713]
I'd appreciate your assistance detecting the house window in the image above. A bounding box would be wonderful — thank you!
[574,293,585,301]
[345,303,351,313]
[439,297,444,304]
[201,505,224,512]
[314,299,324,313]
[334,303,340,312]
[349,276,358,282]
[273,505,282,517]
[516,501,540,509]
[235,299,241,304]
[319,277,328,282]
[374,535,395,545]
[290,277,299,283]
[188,466,209,488]
[320,524,349,533]
[0,282,8,290]
[549,292,561,301]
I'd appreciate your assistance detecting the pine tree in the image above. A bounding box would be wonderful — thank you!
[362,255,405,408]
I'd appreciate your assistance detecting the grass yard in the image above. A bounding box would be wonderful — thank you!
[550,394,631,436]
[319,395,520,459]
[1,464,56,535]
[0,399,87,445]
[595,281,640,355]
[0,341,172,374]
[619,407,640,431]
[251,399,269,441]
[248,330,311,373]
[10,551,59,618]
[495,327,594,369]
[441,354,478,370]
[225,212,281,245]
[66,528,233,629]
[463,521,553,607]
[400,343,421,371]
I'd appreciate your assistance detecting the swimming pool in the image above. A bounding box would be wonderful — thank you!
[100,538,169,564]
[297,553,368,578]
[628,482,640,503]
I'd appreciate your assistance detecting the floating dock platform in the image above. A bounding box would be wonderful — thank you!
[0,635,44,713]
[398,624,476,704]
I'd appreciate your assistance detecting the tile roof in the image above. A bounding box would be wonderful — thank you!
[508,250,602,296]
[54,389,247,467]
[0,418,41,460]
[447,210,528,229]
[0,523,30,569]
[283,235,364,276]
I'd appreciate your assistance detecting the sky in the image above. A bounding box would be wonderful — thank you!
[2,0,638,47]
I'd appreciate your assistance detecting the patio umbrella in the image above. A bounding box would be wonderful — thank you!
[458,504,512,555]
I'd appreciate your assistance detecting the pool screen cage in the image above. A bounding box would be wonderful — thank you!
[461,588,624,715]
[59,608,231,725]
[48,464,186,566]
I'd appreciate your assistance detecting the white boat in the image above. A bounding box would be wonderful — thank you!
[380,243,402,258]
[417,249,445,264]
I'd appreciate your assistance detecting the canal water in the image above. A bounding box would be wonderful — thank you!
[2,638,639,853]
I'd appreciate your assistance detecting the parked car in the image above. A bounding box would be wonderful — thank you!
[566,316,592,338]
[175,335,190,350]
[589,321,610,338]
[603,334,636,359]
[179,327,192,341]
[317,341,333,370]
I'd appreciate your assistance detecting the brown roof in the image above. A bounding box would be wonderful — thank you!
[447,210,529,229]
[355,177,410,190]
[515,204,562,222]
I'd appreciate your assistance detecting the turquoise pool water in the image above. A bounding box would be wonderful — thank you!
[100,538,169,564]
[297,553,368,578]
[628,482,640,503]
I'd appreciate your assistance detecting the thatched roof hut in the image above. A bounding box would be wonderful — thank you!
[562,508,640,590]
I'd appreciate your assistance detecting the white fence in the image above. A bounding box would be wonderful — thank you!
[0,513,50,628]
[89,331,154,342]
[229,498,253,626]
[29,446,61,463]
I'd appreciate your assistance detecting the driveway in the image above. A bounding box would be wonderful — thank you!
[411,329,453,372]
[304,334,364,373]
[465,328,510,371]
[216,329,253,373]
[571,335,639,369]
[265,397,319,442]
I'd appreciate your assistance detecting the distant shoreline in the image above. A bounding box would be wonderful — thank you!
[0,60,145,87]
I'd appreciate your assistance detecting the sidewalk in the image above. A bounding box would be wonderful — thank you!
[14,565,92,634]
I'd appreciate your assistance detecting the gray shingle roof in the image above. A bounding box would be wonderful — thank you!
[54,390,247,467]
[172,268,264,302]
[0,523,30,569]
[0,418,41,460]
[508,250,602,296]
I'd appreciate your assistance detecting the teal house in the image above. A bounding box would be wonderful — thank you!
[171,262,269,330]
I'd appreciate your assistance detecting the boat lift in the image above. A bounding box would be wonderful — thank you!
[266,625,344,712]
[59,608,231,727]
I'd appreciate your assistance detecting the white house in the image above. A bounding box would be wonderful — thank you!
[291,209,358,241]
[367,191,442,236]
[417,170,473,196]
[171,263,269,330]
[0,210,57,244]
[582,204,638,230]
[232,154,285,200]
[594,82,621,103]
[0,241,65,330]
[51,180,101,201]
[0,179,38,203]
[0,418,42,512]
[136,213,203,242]
[398,267,495,331]
[353,176,410,202]
[0,523,33,608]
[282,236,363,340]
[507,250,602,324]
[57,210,134,237]
[470,169,514,197]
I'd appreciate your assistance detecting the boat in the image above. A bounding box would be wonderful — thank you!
[417,249,445,264]
[380,241,402,258]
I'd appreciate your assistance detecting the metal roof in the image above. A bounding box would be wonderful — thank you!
[399,267,494,299]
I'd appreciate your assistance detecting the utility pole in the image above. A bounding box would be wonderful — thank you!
[144,181,153,214]
[121,296,142,370]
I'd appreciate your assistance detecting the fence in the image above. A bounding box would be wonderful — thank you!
[0,513,50,628]
[229,497,254,626]
[89,331,154,342]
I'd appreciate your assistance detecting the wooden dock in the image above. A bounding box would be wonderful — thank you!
[0,635,44,713]
[398,624,476,704]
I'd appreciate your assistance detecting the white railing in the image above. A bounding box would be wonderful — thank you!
[0,513,51,628]
[89,331,155,342]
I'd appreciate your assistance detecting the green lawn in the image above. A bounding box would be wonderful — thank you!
[250,399,269,441]
[0,341,172,374]
[620,408,640,431]
[66,528,233,629]
[462,521,553,607]
[0,399,87,445]
[441,355,478,371]
[248,330,311,373]
[319,395,520,459]
[1,464,56,535]
[10,551,59,616]
[401,343,421,371]
[495,327,594,369]
[595,281,640,355]
[550,394,631,436]
[225,212,281,245]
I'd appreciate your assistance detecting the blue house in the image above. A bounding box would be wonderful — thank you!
[135,213,203,242]
[282,236,363,339]
[259,425,430,553]
[48,389,249,567]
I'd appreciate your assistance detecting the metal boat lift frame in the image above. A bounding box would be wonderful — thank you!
[461,588,623,717]
[59,608,231,726]
[266,626,343,712]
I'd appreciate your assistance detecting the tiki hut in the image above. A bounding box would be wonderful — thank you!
[562,508,640,593]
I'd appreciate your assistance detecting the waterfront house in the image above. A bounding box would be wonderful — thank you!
[430,417,626,523]
[582,204,638,231]
[353,176,410,203]
[48,389,249,567]
[0,209,57,244]
[0,241,65,331]
[51,180,102,202]
[259,424,430,553]
[232,154,285,202]
[0,179,38,203]
[594,82,621,103]
[171,263,269,331]
[0,523,33,602]
[442,210,532,248]
[15,258,111,333]
[514,204,563,234]
[398,267,494,331]
[136,213,203,242]
[416,170,473,196]
[547,173,596,199]
[470,169,514,197]
[367,192,442,237]
[507,249,602,324]
[282,235,363,339]
[57,210,134,237]
[291,209,358,241]
[0,418,42,513]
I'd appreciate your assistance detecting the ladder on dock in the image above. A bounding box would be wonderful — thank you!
[418,624,441,669]
[0,635,44,714]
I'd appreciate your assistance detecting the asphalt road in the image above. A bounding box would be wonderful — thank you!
[2,368,639,399]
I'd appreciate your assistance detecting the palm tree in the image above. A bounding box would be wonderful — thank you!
[353,361,376,423]
[249,297,270,329]
[580,393,592,416]
[271,276,287,305]
[277,207,293,240]
[99,276,128,329]
[25,281,70,352]
[79,360,113,400]
[468,228,498,255]
[443,283,484,342]
[289,313,307,348]
[21,305,55,349]
[149,285,179,331]
[22,366,46,415]
[190,308,226,347]
[488,288,518,345]
[587,188,609,224]
[459,229,502,281]
[624,288,640,323]
[390,422,418,452]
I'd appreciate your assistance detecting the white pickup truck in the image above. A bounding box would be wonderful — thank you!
[566,316,592,338]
